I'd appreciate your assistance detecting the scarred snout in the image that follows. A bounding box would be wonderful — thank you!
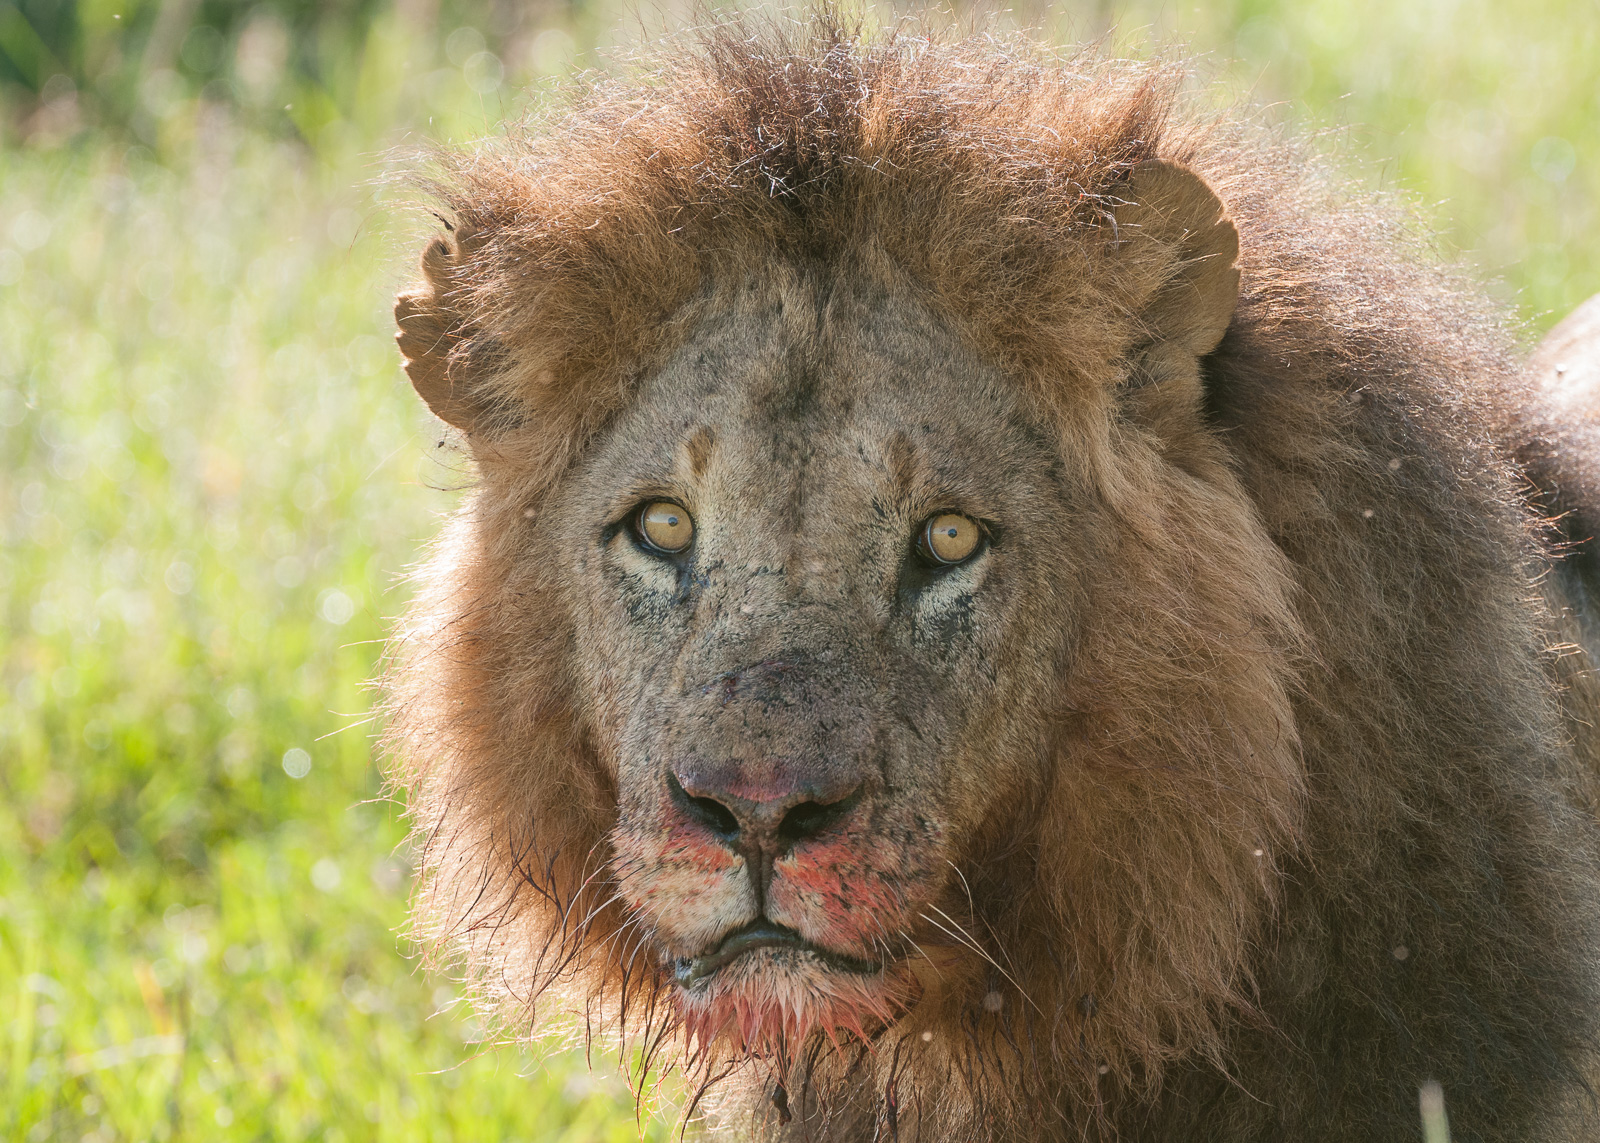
[667,763,866,901]
[665,654,878,901]
[609,637,947,1045]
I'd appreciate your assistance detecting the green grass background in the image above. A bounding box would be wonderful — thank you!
[0,1,1595,1140]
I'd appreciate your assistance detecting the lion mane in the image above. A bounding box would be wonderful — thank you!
[383,17,1600,1142]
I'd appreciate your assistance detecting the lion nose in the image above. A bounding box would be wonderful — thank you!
[667,767,863,853]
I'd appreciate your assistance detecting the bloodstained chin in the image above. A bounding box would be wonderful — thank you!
[677,956,918,1061]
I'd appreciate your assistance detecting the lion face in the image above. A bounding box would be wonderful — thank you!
[392,39,1308,1105]
[542,268,1078,1046]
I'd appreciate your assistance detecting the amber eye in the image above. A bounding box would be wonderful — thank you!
[636,501,695,554]
[917,513,983,566]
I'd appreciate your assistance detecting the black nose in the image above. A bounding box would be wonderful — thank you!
[667,769,862,854]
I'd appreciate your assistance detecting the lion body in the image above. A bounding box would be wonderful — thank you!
[386,21,1600,1142]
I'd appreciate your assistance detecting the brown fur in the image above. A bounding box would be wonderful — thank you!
[384,17,1600,1142]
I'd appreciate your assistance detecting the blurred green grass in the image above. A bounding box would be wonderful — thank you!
[0,2,1595,1140]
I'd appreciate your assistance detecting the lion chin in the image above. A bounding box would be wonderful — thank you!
[672,928,913,1059]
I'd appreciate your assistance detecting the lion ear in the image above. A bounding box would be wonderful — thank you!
[1113,160,1241,358]
[395,228,491,434]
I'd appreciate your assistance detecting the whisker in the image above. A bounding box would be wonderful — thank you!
[917,908,1041,1016]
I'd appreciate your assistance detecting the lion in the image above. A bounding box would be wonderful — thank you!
[383,18,1600,1142]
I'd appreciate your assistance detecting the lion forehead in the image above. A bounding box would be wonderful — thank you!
[566,269,1067,532]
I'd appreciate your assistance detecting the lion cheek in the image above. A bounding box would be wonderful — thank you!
[610,822,754,955]
[767,836,926,953]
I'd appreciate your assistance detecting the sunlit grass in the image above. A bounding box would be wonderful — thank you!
[0,1,1596,1139]
[0,81,672,1143]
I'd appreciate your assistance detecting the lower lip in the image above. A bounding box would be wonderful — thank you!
[674,940,881,989]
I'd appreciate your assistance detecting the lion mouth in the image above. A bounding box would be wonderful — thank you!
[673,919,882,989]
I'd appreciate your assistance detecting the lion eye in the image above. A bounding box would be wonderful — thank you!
[917,513,982,565]
[637,501,695,554]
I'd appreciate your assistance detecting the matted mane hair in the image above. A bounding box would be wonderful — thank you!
[384,12,1600,1142]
